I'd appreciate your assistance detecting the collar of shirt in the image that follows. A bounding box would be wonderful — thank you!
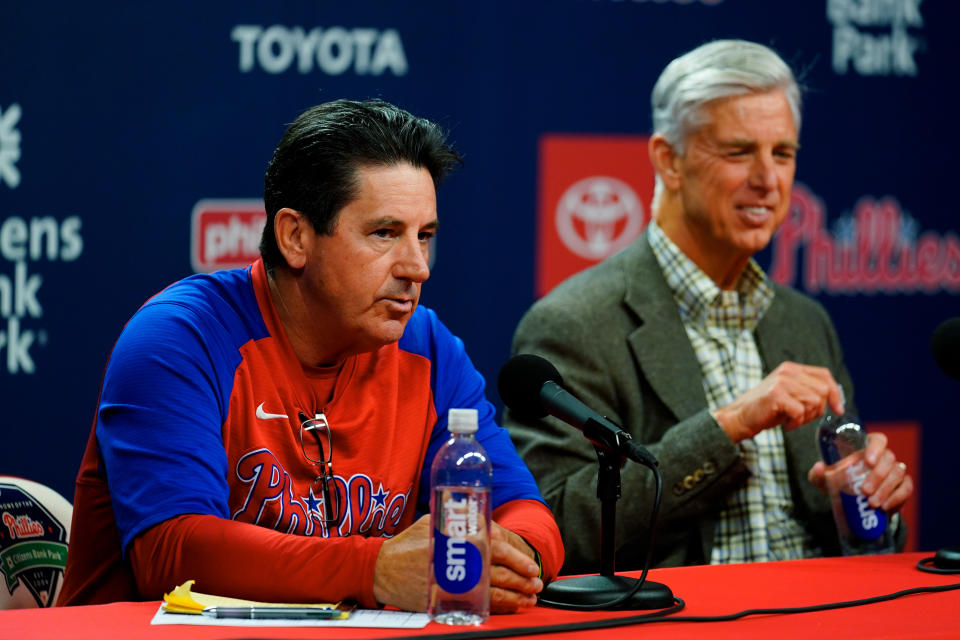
[646,220,774,335]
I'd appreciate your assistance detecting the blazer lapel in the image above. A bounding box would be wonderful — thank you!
[623,233,708,422]
[755,297,796,376]
[757,295,822,498]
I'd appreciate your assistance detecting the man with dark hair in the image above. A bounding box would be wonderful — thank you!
[504,40,912,574]
[259,99,463,269]
[61,99,563,612]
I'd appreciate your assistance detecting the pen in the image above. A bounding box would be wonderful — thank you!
[200,606,344,620]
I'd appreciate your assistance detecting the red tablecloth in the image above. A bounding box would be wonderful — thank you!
[2,552,958,639]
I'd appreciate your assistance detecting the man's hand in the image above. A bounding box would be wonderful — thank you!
[807,432,914,513]
[711,362,845,443]
[489,522,543,612]
[373,515,431,612]
[372,516,544,613]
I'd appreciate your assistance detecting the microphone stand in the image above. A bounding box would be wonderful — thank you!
[538,443,674,609]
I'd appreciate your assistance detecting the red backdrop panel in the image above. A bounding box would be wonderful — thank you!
[537,135,654,297]
[866,421,921,550]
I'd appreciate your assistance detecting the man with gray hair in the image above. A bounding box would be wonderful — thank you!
[504,39,913,574]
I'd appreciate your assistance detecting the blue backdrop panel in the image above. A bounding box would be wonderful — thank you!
[2,0,956,552]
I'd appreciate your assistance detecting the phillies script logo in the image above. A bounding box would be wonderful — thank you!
[191,199,266,273]
[770,184,960,294]
[0,484,68,608]
[231,449,411,539]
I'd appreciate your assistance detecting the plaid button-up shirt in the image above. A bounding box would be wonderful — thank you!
[648,221,820,563]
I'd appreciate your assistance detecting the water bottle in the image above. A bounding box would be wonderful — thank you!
[817,408,895,556]
[428,408,492,625]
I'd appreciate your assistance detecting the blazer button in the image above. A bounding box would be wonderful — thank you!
[682,475,696,490]
[693,469,705,483]
[702,461,716,475]
[673,483,685,496]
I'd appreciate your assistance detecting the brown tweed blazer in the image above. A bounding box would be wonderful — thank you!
[504,230,903,575]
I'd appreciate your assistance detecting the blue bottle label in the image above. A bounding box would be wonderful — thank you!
[432,494,484,594]
[839,460,888,540]
[433,530,483,593]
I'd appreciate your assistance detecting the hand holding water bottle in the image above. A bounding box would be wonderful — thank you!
[809,395,913,555]
[426,408,542,623]
[809,432,913,514]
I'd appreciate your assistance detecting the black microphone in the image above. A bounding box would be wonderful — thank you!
[932,318,960,381]
[498,354,658,468]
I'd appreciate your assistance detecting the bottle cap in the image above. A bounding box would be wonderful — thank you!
[447,408,479,434]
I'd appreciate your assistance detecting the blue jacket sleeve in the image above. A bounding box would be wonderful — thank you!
[399,306,548,517]
[97,297,241,552]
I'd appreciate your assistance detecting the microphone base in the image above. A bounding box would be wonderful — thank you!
[538,575,674,610]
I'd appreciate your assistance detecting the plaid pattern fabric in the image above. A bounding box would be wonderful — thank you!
[647,221,820,563]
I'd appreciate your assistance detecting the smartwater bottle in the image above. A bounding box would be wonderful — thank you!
[817,408,895,555]
[428,408,492,625]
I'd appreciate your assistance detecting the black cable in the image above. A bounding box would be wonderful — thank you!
[368,580,960,640]
[917,556,960,575]
[639,581,960,622]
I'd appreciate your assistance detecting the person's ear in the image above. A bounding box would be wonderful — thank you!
[649,134,683,191]
[274,208,309,270]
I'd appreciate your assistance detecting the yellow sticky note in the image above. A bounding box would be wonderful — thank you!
[162,580,205,614]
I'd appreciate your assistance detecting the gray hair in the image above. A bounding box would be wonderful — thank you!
[650,40,801,206]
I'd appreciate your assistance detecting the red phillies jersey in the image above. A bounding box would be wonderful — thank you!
[60,259,562,607]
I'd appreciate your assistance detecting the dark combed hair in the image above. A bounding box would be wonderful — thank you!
[260,99,462,270]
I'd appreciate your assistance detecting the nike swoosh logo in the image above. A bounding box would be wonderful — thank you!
[256,402,289,420]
